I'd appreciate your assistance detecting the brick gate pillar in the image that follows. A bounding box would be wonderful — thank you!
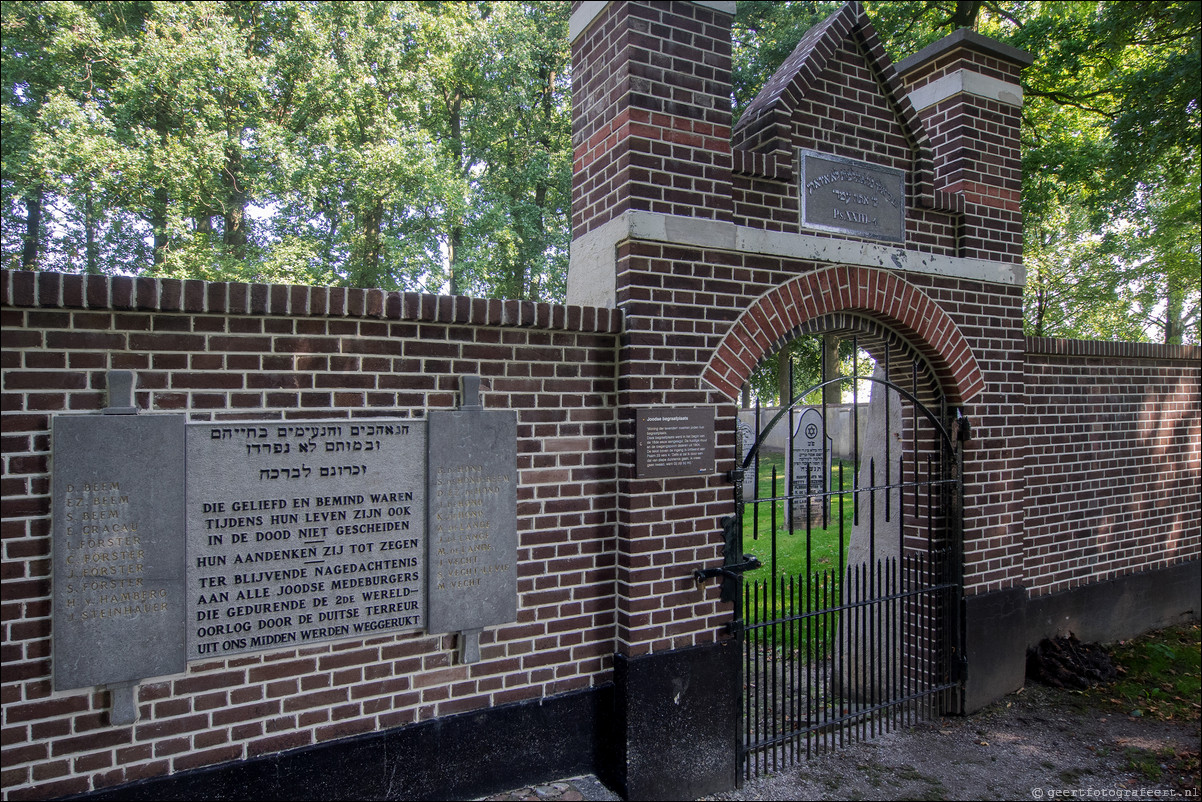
[895,30,1035,712]
[569,2,740,798]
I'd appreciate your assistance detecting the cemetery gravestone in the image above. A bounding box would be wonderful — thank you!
[790,407,831,523]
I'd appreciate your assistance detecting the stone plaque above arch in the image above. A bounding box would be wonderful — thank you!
[702,265,985,406]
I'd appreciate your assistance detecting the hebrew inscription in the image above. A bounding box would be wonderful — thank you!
[185,420,426,659]
[799,149,906,242]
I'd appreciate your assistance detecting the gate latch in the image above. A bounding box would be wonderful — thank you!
[693,556,761,583]
[694,515,762,603]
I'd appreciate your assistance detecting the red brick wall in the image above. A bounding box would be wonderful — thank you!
[1022,337,1201,596]
[572,1,734,238]
[896,38,1025,264]
[0,269,621,799]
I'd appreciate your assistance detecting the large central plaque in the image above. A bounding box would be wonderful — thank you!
[799,149,906,243]
[185,420,426,659]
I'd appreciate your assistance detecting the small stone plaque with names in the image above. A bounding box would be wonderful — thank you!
[636,407,716,479]
[799,149,906,243]
[52,414,186,690]
[425,408,518,634]
[185,420,426,660]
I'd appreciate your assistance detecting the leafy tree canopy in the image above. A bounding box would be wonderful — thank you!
[1,0,569,300]
[3,1,1196,345]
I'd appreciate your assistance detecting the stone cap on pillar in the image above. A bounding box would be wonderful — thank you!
[895,28,1034,77]
[894,28,1033,112]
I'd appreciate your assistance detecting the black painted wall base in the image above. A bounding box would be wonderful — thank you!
[609,640,739,801]
[71,685,613,802]
[1026,560,1200,645]
[963,560,1201,714]
[963,585,1028,713]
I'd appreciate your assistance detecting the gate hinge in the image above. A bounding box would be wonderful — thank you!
[726,467,745,484]
[725,618,745,636]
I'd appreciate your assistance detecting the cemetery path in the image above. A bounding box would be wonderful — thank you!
[705,680,1201,801]
[482,681,1200,801]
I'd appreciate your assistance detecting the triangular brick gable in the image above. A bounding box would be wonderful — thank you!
[732,1,937,208]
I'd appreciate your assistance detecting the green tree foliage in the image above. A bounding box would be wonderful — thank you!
[733,1,1199,345]
[1,0,570,299]
[4,1,1196,339]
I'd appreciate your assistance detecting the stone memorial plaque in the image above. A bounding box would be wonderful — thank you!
[52,414,186,690]
[426,409,518,634]
[185,420,426,659]
[636,407,716,478]
[799,149,905,242]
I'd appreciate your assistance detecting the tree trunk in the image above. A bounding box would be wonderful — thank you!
[21,185,43,270]
[85,190,99,274]
[1163,276,1184,345]
[152,186,169,268]
[952,1,982,28]
[223,145,248,263]
[822,334,843,406]
[777,350,792,406]
[447,224,463,296]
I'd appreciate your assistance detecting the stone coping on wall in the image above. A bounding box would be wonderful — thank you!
[566,209,1026,308]
[0,269,623,334]
[1025,335,1200,362]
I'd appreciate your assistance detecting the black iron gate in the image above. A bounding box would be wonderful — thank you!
[725,338,966,781]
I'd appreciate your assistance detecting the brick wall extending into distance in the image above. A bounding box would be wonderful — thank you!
[0,269,622,799]
[1022,336,1201,597]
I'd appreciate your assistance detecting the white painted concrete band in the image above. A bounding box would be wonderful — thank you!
[569,1,736,44]
[906,69,1023,111]
[566,210,1024,307]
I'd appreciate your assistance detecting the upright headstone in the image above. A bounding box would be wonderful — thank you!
[790,407,831,523]
[834,367,903,702]
[737,419,756,500]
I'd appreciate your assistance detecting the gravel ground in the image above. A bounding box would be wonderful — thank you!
[703,682,1201,801]
[485,681,1200,802]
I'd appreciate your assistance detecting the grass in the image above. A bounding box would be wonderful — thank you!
[1092,622,1201,722]
[741,451,856,579]
[1079,623,1201,792]
[740,452,855,648]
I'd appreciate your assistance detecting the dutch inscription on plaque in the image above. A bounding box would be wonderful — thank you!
[52,415,186,690]
[799,149,906,242]
[185,420,426,659]
[426,409,518,634]
[636,407,716,478]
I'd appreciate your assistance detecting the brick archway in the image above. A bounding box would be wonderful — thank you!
[703,265,985,405]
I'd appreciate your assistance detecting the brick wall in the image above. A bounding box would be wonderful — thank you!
[896,31,1029,264]
[571,1,734,239]
[1022,337,1201,597]
[6,2,1202,797]
[0,269,621,799]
